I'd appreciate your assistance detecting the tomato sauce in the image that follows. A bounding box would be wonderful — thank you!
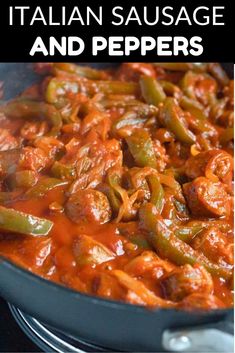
[0,62,233,310]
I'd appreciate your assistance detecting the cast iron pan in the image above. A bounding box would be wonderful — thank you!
[0,63,233,352]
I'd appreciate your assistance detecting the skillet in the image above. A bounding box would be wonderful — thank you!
[0,63,233,352]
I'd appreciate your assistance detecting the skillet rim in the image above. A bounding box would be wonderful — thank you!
[0,255,232,316]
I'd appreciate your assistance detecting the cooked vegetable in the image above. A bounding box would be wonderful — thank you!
[159,98,196,144]
[175,224,204,243]
[180,96,207,120]
[112,269,175,307]
[126,129,157,168]
[140,76,166,106]
[124,251,172,276]
[139,203,232,279]
[0,62,233,310]
[25,177,68,198]
[207,63,229,87]
[6,170,38,190]
[154,63,205,72]
[1,99,62,136]
[180,71,217,106]
[51,161,77,180]
[160,81,182,99]
[54,63,108,80]
[0,206,53,236]
[46,77,138,104]
[73,234,114,265]
[147,175,164,212]
[112,111,146,138]
[106,169,138,222]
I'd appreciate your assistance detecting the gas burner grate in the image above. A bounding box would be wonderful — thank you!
[8,304,113,353]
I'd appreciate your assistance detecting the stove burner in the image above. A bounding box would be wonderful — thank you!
[8,304,111,353]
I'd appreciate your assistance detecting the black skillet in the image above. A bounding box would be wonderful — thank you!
[0,63,233,352]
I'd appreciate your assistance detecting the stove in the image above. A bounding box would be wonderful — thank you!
[0,297,38,353]
[0,297,110,353]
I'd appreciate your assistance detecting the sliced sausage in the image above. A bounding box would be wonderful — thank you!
[191,227,233,265]
[185,149,233,184]
[19,146,51,172]
[66,189,112,224]
[161,264,213,302]
[0,149,21,178]
[183,177,230,217]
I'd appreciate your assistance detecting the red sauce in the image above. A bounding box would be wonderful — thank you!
[0,63,233,310]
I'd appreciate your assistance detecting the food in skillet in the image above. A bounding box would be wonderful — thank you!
[0,62,233,310]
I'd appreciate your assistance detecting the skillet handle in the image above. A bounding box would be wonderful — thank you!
[162,321,234,352]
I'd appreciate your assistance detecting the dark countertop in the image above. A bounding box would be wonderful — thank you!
[0,297,40,353]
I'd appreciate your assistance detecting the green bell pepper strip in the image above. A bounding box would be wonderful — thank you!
[46,78,138,104]
[112,111,146,137]
[0,206,53,236]
[107,169,122,190]
[102,99,158,121]
[154,63,206,72]
[159,170,185,204]
[7,170,37,190]
[173,199,189,217]
[140,76,166,106]
[98,183,121,215]
[1,100,62,136]
[180,71,198,100]
[107,170,124,208]
[106,170,137,221]
[220,127,234,144]
[129,235,152,250]
[147,175,164,213]
[101,98,142,109]
[160,98,196,144]
[112,102,158,137]
[160,80,182,99]
[126,129,157,168]
[185,220,232,234]
[45,78,76,105]
[139,203,232,279]
[79,80,139,96]
[54,63,107,80]
[25,178,69,199]
[208,63,229,87]
[175,224,204,243]
[180,96,207,120]
[188,115,217,135]
[51,162,77,181]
